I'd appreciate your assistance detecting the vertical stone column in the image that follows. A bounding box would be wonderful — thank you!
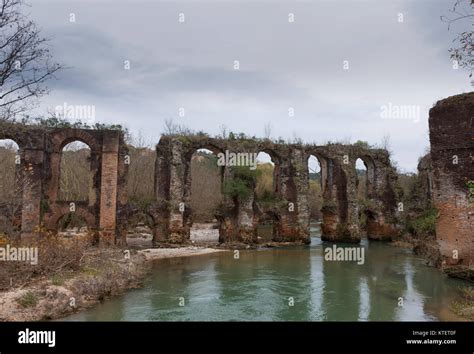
[292,148,310,243]
[237,194,256,243]
[278,153,296,241]
[21,149,43,239]
[321,151,360,243]
[99,131,119,245]
[217,164,238,243]
[339,156,360,242]
[366,157,398,241]
[321,158,340,239]
[115,138,129,246]
[168,139,188,243]
[153,145,170,243]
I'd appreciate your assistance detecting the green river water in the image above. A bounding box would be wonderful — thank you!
[63,225,467,321]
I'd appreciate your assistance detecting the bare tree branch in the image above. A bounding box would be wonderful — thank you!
[0,0,63,120]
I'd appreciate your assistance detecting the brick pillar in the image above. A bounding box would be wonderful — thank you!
[99,131,119,244]
[21,149,43,239]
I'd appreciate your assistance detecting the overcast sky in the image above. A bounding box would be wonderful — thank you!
[28,0,471,172]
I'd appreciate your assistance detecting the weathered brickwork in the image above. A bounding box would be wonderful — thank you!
[428,93,474,271]
[0,123,400,245]
[0,123,127,243]
[151,136,400,245]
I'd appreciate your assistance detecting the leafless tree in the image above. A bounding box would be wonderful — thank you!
[442,0,474,78]
[264,122,272,140]
[0,141,26,238]
[0,0,62,120]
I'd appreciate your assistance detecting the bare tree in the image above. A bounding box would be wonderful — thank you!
[264,122,272,140]
[0,0,62,120]
[442,0,474,78]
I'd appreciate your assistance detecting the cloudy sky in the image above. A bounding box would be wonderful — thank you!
[28,0,471,172]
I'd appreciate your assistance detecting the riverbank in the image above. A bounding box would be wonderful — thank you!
[0,246,226,321]
[390,236,473,321]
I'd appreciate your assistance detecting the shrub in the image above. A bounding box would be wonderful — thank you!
[17,291,38,308]
[223,166,260,201]
[407,207,437,237]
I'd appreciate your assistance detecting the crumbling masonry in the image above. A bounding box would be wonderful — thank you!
[421,93,474,272]
[135,136,400,245]
[0,123,128,244]
[0,123,400,245]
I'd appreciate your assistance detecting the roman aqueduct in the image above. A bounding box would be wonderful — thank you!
[1,92,472,275]
[0,122,400,245]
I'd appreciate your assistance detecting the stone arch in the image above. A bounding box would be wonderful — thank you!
[306,151,330,193]
[306,153,324,223]
[257,148,281,194]
[48,133,100,204]
[51,129,101,154]
[47,206,97,231]
[180,144,226,243]
[58,141,94,202]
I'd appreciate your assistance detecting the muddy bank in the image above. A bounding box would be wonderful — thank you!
[138,247,226,261]
[0,246,227,321]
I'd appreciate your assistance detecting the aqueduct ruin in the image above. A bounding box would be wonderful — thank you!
[0,123,128,244]
[418,92,474,273]
[0,121,401,245]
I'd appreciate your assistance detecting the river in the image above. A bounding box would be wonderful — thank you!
[64,225,466,321]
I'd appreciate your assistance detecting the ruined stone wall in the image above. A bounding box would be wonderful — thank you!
[152,135,399,245]
[0,122,127,243]
[0,122,399,246]
[428,93,474,270]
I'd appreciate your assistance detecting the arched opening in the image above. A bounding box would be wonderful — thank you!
[125,141,155,246]
[59,141,93,202]
[255,151,276,201]
[308,154,323,237]
[57,213,89,238]
[126,212,154,248]
[189,148,222,243]
[356,158,369,234]
[356,158,368,199]
[255,151,278,242]
[0,139,21,238]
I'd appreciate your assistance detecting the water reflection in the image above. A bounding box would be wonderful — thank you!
[63,225,466,321]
